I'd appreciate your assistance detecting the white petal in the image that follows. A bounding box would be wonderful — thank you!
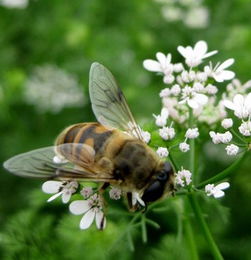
[156,52,166,67]
[69,200,90,215]
[195,94,208,105]
[188,99,199,109]
[177,46,187,57]
[219,71,235,81]
[47,191,63,202]
[203,50,218,58]
[216,182,230,190]
[213,190,225,198]
[143,60,161,72]
[223,100,235,110]
[194,41,207,56]
[42,181,62,194]
[216,58,234,71]
[95,211,106,230]
[62,192,71,204]
[233,94,244,106]
[80,209,95,229]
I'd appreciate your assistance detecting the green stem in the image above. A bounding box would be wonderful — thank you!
[184,199,199,260]
[168,150,178,172]
[196,151,248,189]
[188,193,224,260]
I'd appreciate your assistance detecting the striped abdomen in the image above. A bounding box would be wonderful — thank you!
[55,123,115,158]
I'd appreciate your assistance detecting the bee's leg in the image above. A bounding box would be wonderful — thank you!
[126,192,140,212]
[99,182,110,193]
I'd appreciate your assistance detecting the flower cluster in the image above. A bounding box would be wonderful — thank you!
[143,40,250,200]
[24,65,85,113]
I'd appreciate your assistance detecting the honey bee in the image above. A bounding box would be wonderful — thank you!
[3,63,175,209]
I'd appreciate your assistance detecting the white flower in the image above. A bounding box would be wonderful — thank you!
[179,142,190,152]
[163,74,175,84]
[205,59,235,82]
[184,7,209,29]
[205,84,218,95]
[177,41,217,67]
[196,72,208,82]
[175,169,192,187]
[185,128,199,139]
[143,52,173,75]
[223,93,251,119]
[132,192,145,207]
[80,187,93,199]
[156,147,169,158]
[159,88,171,98]
[173,63,184,73]
[109,187,122,200]
[180,86,208,109]
[181,70,190,83]
[42,180,78,203]
[209,131,232,144]
[221,118,233,129]
[69,194,106,230]
[238,121,251,136]
[159,126,176,140]
[193,82,204,92]
[153,107,169,127]
[225,144,239,156]
[142,130,151,143]
[24,65,84,113]
[170,84,181,96]
[205,182,230,198]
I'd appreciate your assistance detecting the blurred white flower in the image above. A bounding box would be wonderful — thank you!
[0,0,28,8]
[184,7,209,29]
[142,130,151,143]
[175,169,192,187]
[24,65,84,113]
[238,121,251,136]
[221,118,233,129]
[177,41,217,67]
[156,147,169,158]
[205,59,235,82]
[179,142,190,152]
[159,88,171,98]
[225,144,239,156]
[69,194,106,230]
[159,126,176,140]
[109,187,122,200]
[163,74,175,84]
[205,182,230,198]
[153,107,169,127]
[80,187,93,199]
[223,93,251,119]
[42,180,78,203]
[161,6,183,22]
[143,52,173,75]
[185,128,199,139]
[173,63,184,73]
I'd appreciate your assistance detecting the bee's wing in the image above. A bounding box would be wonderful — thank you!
[89,62,144,141]
[3,144,115,182]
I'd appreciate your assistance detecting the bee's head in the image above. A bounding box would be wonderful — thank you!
[142,162,174,203]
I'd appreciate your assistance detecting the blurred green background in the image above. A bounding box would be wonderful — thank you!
[1,0,251,259]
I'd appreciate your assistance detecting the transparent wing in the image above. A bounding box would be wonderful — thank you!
[3,144,115,182]
[89,62,144,141]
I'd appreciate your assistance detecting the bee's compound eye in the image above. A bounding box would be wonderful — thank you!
[157,171,168,181]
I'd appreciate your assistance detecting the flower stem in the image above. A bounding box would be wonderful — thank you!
[184,199,199,260]
[196,151,247,189]
[188,193,224,260]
